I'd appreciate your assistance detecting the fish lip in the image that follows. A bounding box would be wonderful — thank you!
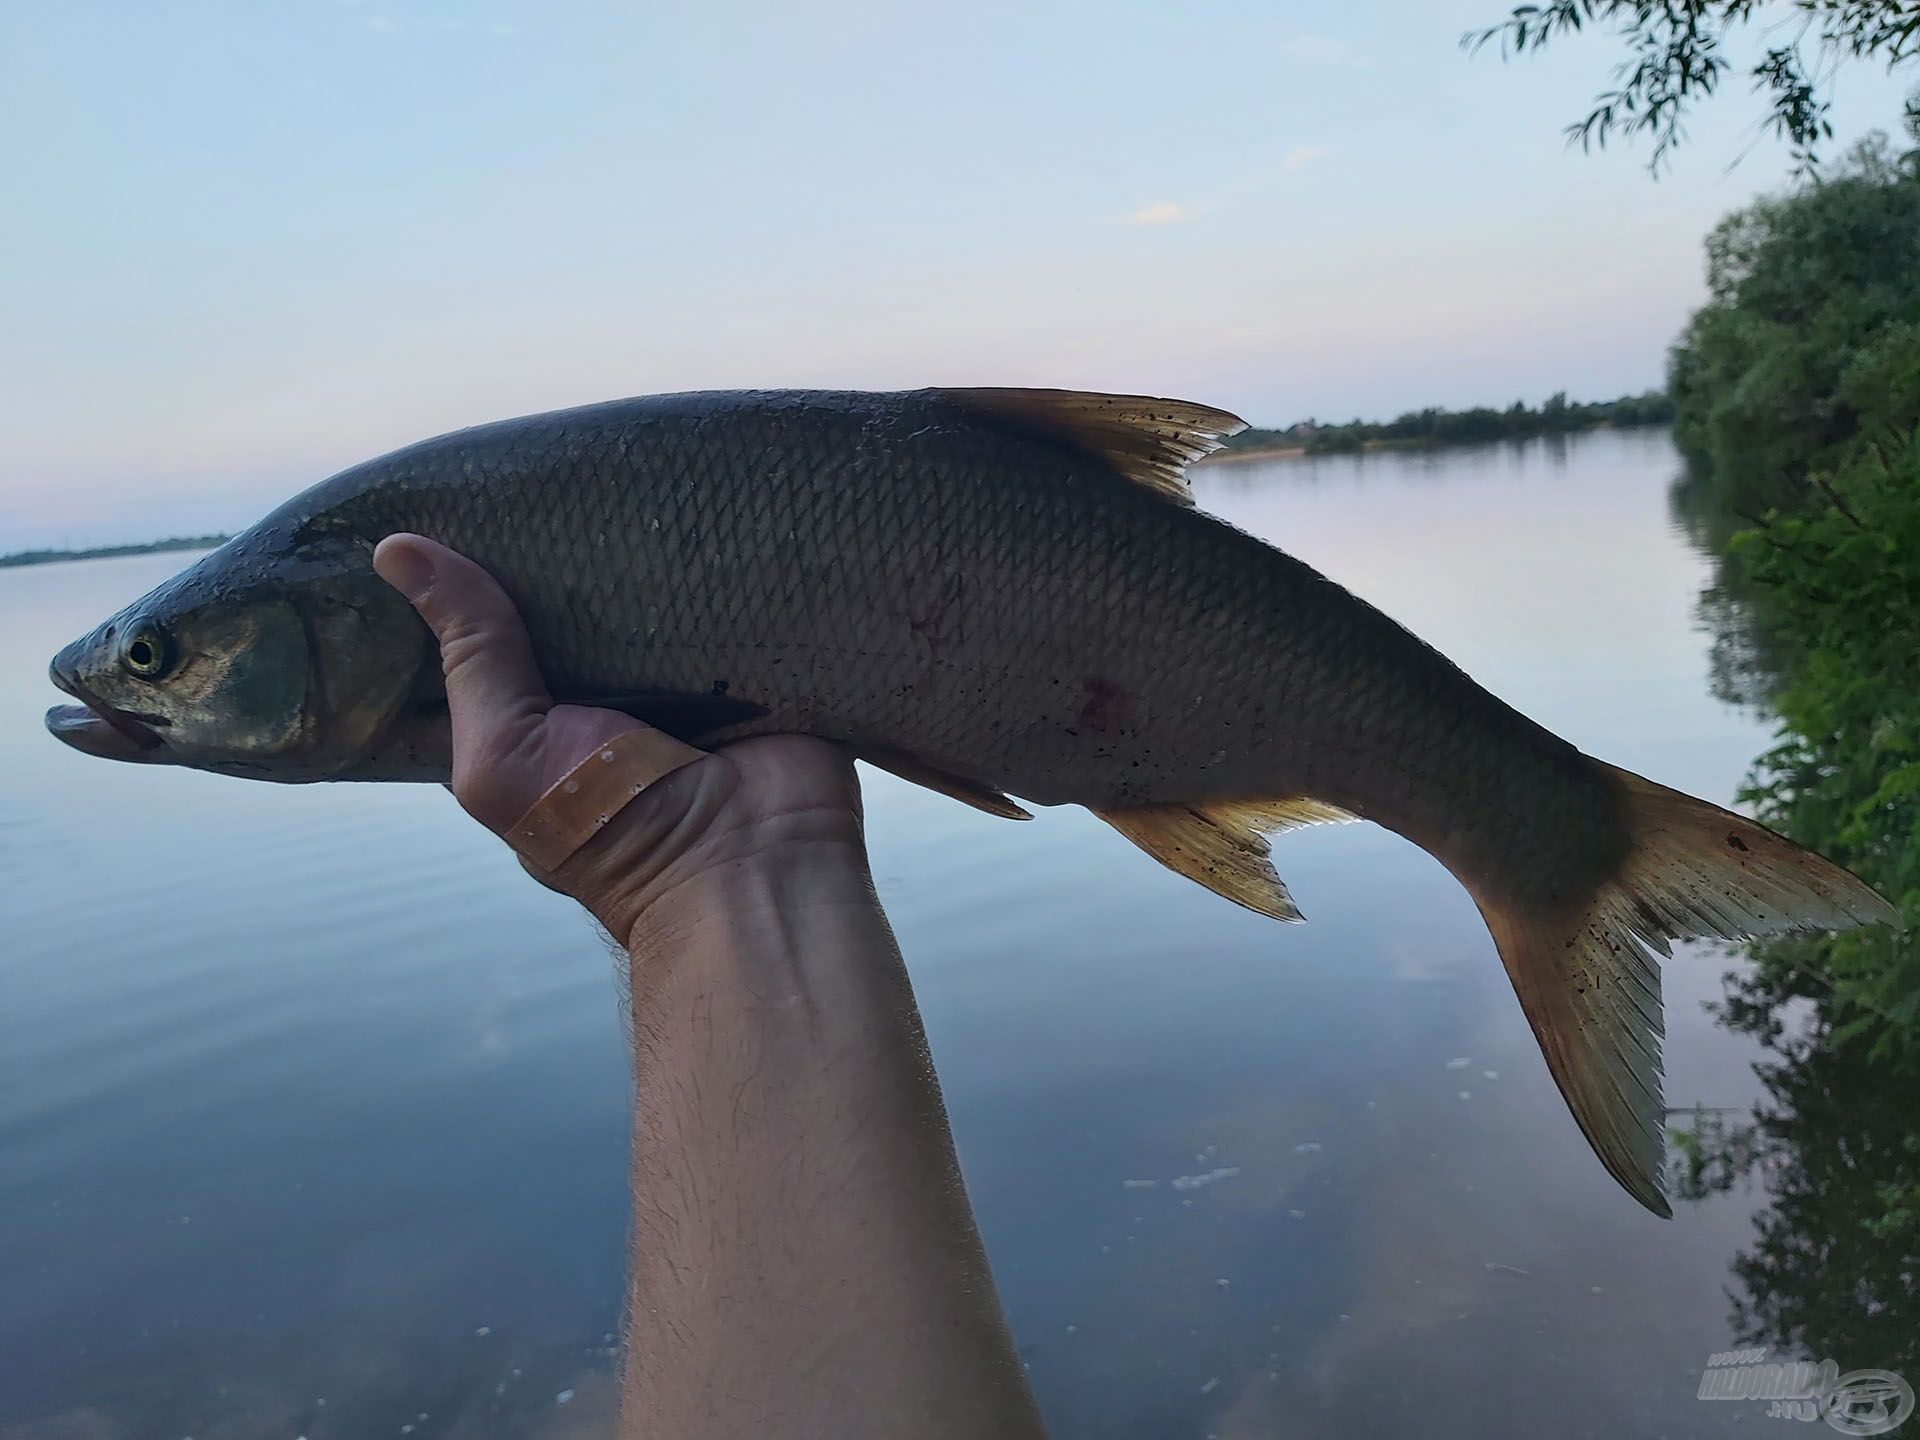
[46,659,166,756]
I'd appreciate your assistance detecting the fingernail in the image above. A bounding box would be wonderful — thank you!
[373,538,435,603]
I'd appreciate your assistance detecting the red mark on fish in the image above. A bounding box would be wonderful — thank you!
[1077,677,1132,733]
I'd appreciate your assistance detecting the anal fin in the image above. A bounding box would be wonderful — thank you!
[1095,797,1354,922]
[860,748,1033,821]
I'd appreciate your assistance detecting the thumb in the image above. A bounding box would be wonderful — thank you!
[373,533,553,760]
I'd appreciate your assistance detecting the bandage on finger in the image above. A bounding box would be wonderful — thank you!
[509,728,707,871]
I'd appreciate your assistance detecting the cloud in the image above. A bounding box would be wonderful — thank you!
[1124,202,1187,226]
[1119,152,1326,230]
[362,13,399,33]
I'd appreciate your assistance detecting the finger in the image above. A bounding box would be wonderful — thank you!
[372,534,553,757]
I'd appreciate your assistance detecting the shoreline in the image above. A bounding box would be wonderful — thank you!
[1205,418,1669,466]
[1201,444,1309,464]
[0,535,228,571]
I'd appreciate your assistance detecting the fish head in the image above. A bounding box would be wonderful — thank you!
[46,526,435,780]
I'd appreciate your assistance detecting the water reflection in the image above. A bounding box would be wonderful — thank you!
[1664,456,1920,1392]
[1666,464,1790,710]
[1672,975,1920,1380]
[9,1366,622,1440]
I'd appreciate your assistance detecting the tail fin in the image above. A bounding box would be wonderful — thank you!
[1468,763,1898,1217]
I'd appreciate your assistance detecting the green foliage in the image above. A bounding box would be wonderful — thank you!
[1733,434,1920,1060]
[1469,1,1920,172]
[1666,447,1920,1374]
[1668,130,1920,511]
[1226,389,1672,456]
[1682,128,1920,1052]
[1664,110,1920,1322]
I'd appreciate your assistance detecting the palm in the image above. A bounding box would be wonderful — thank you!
[705,732,864,827]
[371,533,864,898]
[469,705,859,845]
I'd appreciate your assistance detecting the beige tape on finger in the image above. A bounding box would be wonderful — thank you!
[509,728,707,872]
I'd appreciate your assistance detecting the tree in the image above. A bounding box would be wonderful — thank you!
[1468,1,1920,171]
[1665,125,1920,508]
[1655,99,1920,1266]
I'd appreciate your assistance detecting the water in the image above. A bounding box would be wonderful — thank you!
[0,429,1829,1438]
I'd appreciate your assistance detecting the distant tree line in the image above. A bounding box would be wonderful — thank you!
[0,534,229,568]
[1226,389,1674,456]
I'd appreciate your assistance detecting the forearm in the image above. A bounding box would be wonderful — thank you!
[615,839,1047,1440]
[360,542,1037,1436]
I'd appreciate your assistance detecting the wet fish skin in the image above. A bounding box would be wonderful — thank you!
[44,387,1897,1217]
[238,391,1599,840]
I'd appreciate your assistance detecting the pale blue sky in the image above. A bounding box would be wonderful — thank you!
[2,1,1911,547]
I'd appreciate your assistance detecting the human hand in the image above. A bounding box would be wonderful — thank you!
[371,534,866,947]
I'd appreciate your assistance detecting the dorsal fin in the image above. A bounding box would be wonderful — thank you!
[937,388,1247,506]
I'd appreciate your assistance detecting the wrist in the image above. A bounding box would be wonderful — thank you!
[550,794,872,954]
[508,740,873,954]
[613,833,879,961]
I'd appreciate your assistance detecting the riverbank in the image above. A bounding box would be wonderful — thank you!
[1204,418,1669,466]
[1216,390,1674,462]
[1200,443,1308,464]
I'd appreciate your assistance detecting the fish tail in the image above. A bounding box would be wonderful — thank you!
[1461,761,1897,1217]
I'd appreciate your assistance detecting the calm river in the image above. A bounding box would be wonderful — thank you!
[0,429,1847,1437]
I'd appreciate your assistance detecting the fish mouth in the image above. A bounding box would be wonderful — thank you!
[45,662,168,764]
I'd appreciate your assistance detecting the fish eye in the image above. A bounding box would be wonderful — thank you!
[121,622,173,680]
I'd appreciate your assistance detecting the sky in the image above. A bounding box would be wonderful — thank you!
[1,0,1913,548]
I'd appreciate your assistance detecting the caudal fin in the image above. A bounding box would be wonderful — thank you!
[1470,763,1898,1217]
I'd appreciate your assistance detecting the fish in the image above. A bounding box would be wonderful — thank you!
[44,387,1897,1215]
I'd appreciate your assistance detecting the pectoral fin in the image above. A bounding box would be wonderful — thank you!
[860,748,1033,820]
[1095,797,1354,922]
[565,690,770,744]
